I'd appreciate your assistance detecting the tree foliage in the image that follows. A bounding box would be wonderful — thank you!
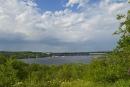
[115,8,130,53]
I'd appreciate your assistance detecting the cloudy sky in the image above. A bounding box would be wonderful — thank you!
[0,0,129,52]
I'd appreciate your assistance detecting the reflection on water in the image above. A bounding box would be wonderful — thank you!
[19,56,94,65]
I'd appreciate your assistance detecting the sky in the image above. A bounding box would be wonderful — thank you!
[0,0,129,52]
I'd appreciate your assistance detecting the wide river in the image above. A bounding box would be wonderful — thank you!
[19,55,98,65]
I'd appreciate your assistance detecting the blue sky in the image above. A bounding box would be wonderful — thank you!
[36,0,67,11]
[35,0,127,12]
[0,0,129,52]
[35,0,102,12]
[36,0,80,12]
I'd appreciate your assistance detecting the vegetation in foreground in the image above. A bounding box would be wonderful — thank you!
[1,52,130,87]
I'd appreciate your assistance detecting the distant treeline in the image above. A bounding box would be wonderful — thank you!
[0,51,51,59]
[0,51,111,59]
[51,51,111,56]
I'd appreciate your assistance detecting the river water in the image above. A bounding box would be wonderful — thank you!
[19,55,97,65]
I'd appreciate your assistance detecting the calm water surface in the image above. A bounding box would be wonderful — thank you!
[19,56,95,65]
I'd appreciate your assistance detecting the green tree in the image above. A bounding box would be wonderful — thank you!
[114,5,130,54]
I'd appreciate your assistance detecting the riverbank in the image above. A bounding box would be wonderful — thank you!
[0,51,108,59]
[0,51,50,59]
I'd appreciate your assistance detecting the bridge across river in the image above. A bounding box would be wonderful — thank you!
[50,51,111,56]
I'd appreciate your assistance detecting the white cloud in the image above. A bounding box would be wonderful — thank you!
[66,0,87,8]
[0,0,129,51]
